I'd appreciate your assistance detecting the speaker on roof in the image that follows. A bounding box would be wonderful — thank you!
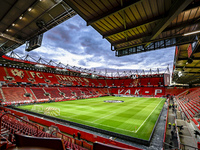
[25,34,43,52]
[36,20,46,29]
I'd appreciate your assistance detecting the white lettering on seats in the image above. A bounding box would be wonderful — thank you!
[61,76,68,81]
[118,89,124,94]
[36,73,43,78]
[155,89,162,95]
[30,72,36,78]
[11,69,24,79]
[134,89,140,95]
[124,89,131,95]
[56,75,62,80]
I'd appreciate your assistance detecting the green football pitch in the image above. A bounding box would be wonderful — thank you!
[17,96,165,140]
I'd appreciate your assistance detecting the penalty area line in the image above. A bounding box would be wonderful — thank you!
[133,99,163,133]
[60,115,132,132]
[91,111,116,123]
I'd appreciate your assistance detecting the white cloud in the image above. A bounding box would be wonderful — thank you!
[13,15,175,74]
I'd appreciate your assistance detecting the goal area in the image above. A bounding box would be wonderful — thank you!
[44,107,60,117]
[31,105,43,113]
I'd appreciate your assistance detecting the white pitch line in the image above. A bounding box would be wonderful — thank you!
[133,99,163,133]
[190,123,195,130]
[60,115,131,132]
[91,111,116,123]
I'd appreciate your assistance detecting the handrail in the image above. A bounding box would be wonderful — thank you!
[51,130,93,150]
[163,142,179,149]
[163,98,169,144]
[0,112,38,136]
[180,142,199,150]
[163,141,199,150]
[51,130,72,143]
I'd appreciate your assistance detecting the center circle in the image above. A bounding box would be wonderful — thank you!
[104,100,124,103]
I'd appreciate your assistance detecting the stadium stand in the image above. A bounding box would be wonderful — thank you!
[0,62,199,150]
[88,78,99,87]
[15,133,66,150]
[59,87,75,98]
[0,67,9,82]
[6,67,29,83]
[42,72,59,84]
[0,60,174,150]
[175,88,200,119]
[122,78,134,87]
[97,79,107,87]
[31,87,49,100]
[165,88,187,96]
[1,0,200,149]
[0,109,143,150]
[44,87,64,99]
[0,112,91,150]
[2,87,31,103]
[106,79,114,87]
[25,87,36,100]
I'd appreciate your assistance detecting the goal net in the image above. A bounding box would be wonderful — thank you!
[31,105,44,113]
[44,107,60,117]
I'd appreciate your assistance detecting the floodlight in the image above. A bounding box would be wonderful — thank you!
[183,30,200,36]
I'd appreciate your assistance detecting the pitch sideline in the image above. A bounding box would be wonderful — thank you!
[133,98,164,133]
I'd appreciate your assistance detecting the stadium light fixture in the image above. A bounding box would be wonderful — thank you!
[183,30,200,36]
[19,14,23,20]
[28,8,32,11]
[6,29,9,32]
[35,64,45,68]
[187,58,193,64]
[178,71,182,77]
[81,73,88,75]
[12,23,15,26]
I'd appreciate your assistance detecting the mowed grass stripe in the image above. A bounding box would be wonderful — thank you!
[17,96,165,140]
[135,98,163,133]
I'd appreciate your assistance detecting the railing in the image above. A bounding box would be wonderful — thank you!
[51,130,93,150]
[163,142,179,149]
[163,98,169,144]
[180,143,199,150]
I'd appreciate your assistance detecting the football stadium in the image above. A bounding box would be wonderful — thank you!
[0,0,200,150]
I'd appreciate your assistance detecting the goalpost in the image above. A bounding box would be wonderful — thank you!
[31,105,44,113]
[44,107,60,117]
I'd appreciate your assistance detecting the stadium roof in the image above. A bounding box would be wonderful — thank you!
[0,0,200,85]
[1,51,169,78]
[64,0,200,56]
[0,0,76,56]
[64,0,200,85]
[173,42,200,85]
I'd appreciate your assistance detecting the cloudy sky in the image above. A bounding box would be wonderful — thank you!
[13,15,175,74]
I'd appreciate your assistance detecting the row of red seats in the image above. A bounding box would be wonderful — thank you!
[176,87,200,119]
[111,87,165,96]
[0,87,110,104]
[191,118,200,130]
[177,99,198,119]
[179,88,200,101]
[2,87,31,102]
[177,100,191,119]
[1,66,164,87]
[0,112,91,150]
[190,100,200,110]
[165,88,187,96]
